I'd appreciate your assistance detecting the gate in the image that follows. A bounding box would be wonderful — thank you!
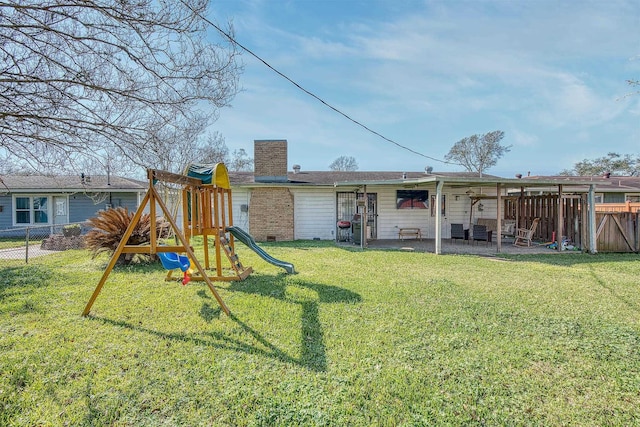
[595,212,639,253]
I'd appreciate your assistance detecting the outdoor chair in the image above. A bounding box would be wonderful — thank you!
[450,223,466,243]
[513,218,540,247]
[472,224,491,245]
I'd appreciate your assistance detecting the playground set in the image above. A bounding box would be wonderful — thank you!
[82,163,294,317]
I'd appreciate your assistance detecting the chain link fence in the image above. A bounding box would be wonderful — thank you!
[0,222,90,263]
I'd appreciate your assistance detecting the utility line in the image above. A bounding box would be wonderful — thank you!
[186,3,453,165]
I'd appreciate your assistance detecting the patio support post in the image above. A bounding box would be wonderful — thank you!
[588,184,597,254]
[496,183,502,253]
[362,185,367,249]
[556,184,563,251]
[435,180,444,255]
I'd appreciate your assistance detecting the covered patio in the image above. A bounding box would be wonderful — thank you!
[361,237,571,256]
[335,175,608,255]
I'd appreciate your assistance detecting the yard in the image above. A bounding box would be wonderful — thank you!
[1,241,639,425]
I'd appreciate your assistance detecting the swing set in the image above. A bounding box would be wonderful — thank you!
[82,163,252,317]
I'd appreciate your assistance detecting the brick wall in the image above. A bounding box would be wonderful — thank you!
[249,188,294,241]
[254,140,288,182]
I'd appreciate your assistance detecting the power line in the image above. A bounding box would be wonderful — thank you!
[185,3,453,165]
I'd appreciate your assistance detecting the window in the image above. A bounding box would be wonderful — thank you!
[396,190,428,209]
[14,196,50,225]
[625,194,640,203]
[594,193,604,204]
[430,194,446,216]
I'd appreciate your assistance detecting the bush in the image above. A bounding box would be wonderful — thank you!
[62,224,81,238]
[84,207,170,264]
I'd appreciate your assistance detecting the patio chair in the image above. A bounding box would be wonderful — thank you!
[450,223,466,243]
[513,218,540,247]
[472,224,491,245]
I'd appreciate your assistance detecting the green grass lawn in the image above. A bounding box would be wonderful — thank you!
[1,241,639,426]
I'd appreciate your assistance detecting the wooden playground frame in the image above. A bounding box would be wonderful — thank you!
[82,165,252,317]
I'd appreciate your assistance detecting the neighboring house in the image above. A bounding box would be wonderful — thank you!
[0,174,146,232]
[227,140,604,254]
[519,175,640,204]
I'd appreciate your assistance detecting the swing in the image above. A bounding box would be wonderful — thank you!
[158,252,191,285]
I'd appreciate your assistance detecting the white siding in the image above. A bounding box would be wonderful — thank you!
[229,184,503,241]
[292,188,335,240]
[376,187,430,239]
[367,186,475,239]
[231,188,251,232]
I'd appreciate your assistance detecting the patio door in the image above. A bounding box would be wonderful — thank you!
[336,192,377,239]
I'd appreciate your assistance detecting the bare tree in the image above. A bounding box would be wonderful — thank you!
[0,1,242,173]
[445,131,510,177]
[329,156,358,171]
[228,148,253,171]
[195,132,230,165]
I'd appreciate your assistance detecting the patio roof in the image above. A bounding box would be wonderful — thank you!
[332,174,612,191]
[334,173,603,256]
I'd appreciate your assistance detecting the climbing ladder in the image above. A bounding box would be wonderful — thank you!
[220,231,252,280]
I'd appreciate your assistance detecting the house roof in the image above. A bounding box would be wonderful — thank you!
[5,170,633,194]
[0,174,146,193]
[228,170,619,193]
[228,170,499,187]
[524,175,640,193]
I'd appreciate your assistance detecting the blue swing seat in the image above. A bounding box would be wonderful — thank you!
[158,252,190,272]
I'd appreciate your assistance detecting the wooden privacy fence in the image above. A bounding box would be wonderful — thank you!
[504,194,585,247]
[595,212,639,253]
[504,195,639,252]
[595,201,640,213]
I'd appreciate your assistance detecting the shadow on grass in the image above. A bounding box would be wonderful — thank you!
[89,274,360,372]
[91,312,321,372]
[586,264,640,313]
[0,265,53,303]
[228,273,361,372]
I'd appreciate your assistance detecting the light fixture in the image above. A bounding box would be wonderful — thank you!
[478,203,484,212]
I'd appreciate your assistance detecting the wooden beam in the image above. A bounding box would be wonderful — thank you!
[149,169,202,186]
[83,191,151,316]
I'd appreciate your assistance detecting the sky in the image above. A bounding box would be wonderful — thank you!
[206,0,640,177]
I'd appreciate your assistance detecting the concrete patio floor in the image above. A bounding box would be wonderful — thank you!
[339,237,575,256]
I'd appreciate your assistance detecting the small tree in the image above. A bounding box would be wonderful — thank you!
[445,131,510,177]
[559,152,640,176]
[329,156,359,171]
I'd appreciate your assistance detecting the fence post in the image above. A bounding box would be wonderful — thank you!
[25,227,30,264]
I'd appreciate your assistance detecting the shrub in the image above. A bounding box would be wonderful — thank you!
[84,207,170,264]
[62,223,81,237]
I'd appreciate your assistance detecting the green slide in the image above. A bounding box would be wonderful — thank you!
[226,226,295,274]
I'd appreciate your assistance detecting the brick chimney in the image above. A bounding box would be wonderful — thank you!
[254,139,288,183]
